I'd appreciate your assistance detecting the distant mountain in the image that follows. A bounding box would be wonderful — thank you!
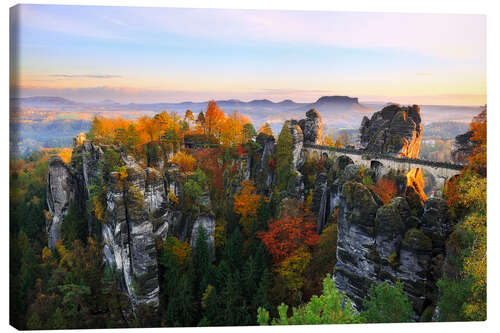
[98,99,120,105]
[10,95,375,128]
[277,99,295,106]
[12,96,79,106]
[295,95,372,127]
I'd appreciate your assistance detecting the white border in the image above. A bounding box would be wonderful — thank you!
[2,1,498,333]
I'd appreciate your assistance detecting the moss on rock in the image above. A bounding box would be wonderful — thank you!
[402,228,432,252]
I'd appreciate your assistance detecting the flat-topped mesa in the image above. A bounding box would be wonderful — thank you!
[315,95,359,104]
[360,104,423,158]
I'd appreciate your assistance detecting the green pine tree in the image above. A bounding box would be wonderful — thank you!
[360,281,414,323]
[275,121,293,191]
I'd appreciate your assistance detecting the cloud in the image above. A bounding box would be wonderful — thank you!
[16,5,485,62]
[49,74,122,79]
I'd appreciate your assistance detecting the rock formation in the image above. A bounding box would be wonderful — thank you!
[360,104,423,158]
[46,137,217,312]
[287,120,306,171]
[256,132,276,190]
[299,109,322,145]
[46,155,75,249]
[333,172,452,317]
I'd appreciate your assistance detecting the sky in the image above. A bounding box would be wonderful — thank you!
[10,4,486,105]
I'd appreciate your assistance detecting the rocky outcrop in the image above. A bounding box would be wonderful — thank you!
[451,131,474,164]
[334,185,451,317]
[299,109,322,145]
[46,137,217,313]
[256,133,275,189]
[360,104,422,158]
[334,181,381,306]
[46,155,75,249]
[287,120,305,171]
[103,165,159,307]
[190,214,216,260]
[311,172,329,233]
[420,198,450,252]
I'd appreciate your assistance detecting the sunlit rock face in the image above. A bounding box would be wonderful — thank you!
[46,155,75,249]
[299,108,322,145]
[360,104,422,158]
[406,168,427,215]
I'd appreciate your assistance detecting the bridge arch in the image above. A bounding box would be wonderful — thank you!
[302,144,463,194]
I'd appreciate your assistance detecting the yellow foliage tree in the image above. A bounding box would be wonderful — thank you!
[276,246,312,298]
[258,122,273,136]
[170,151,197,173]
[233,180,261,233]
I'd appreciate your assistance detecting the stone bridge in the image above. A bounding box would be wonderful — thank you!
[303,144,463,186]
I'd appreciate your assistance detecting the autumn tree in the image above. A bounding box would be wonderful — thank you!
[170,151,197,174]
[137,116,161,142]
[468,108,486,176]
[371,178,397,204]
[258,122,273,136]
[196,112,206,134]
[438,108,487,322]
[204,101,226,137]
[257,212,319,264]
[184,109,195,130]
[322,134,334,146]
[58,148,72,164]
[233,180,261,234]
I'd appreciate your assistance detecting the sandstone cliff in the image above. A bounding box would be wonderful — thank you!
[299,109,322,145]
[46,138,216,312]
[46,155,75,249]
[333,172,450,317]
[360,104,423,158]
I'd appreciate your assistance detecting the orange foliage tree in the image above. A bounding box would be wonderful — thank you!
[257,211,319,264]
[57,148,73,164]
[371,178,397,204]
[468,108,486,176]
[204,100,226,137]
[233,180,261,218]
[233,180,261,233]
[220,110,251,146]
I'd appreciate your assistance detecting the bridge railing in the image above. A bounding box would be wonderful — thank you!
[303,144,464,171]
